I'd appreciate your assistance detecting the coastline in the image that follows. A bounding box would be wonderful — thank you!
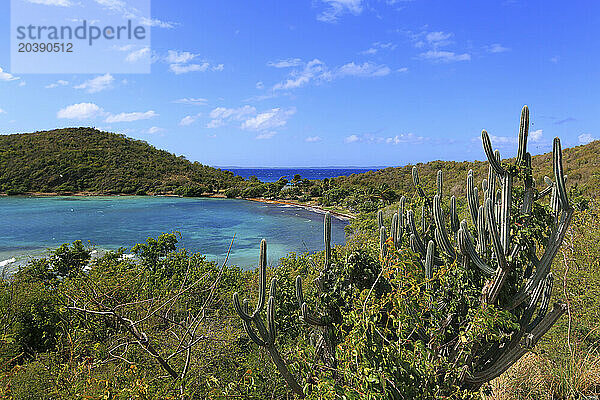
[245,198,355,220]
[0,192,355,220]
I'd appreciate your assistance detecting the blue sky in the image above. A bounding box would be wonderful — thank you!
[0,0,598,167]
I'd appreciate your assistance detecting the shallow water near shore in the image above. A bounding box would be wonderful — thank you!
[0,196,348,271]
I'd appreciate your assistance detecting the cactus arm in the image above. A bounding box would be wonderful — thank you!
[464,303,566,388]
[450,196,459,234]
[484,198,507,271]
[377,209,384,230]
[392,213,399,248]
[398,196,406,239]
[407,210,426,256]
[433,194,456,258]
[521,153,534,213]
[482,130,506,176]
[380,226,387,258]
[553,138,571,211]
[324,212,332,267]
[516,105,529,165]
[253,239,268,318]
[437,170,443,198]
[499,174,513,253]
[527,273,553,332]
[476,205,487,254]
[467,170,479,226]
[267,296,277,345]
[233,292,254,322]
[458,220,495,276]
[265,344,306,397]
[425,240,434,291]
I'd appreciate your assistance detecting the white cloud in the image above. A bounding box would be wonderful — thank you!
[57,103,104,120]
[418,50,471,63]
[26,0,73,6]
[346,132,425,144]
[170,63,210,74]
[45,80,69,89]
[206,119,225,129]
[139,17,176,29]
[272,59,390,91]
[174,98,208,105]
[267,58,303,68]
[405,29,472,64]
[74,73,114,93]
[360,41,396,55]
[166,50,198,64]
[317,0,363,22]
[385,133,425,144]
[255,131,277,140]
[336,62,391,77]
[486,43,510,53]
[530,129,543,142]
[256,81,265,89]
[550,56,560,64]
[179,115,197,126]
[105,110,157,123]
[125,47,150,63]
[0,67,19,82]
[165,50,222,75]
[143,126,165,134]
[241,107,296,131]
[206,105,295,136]
[0,108,6,114]
[207,105,256,128]
[273,59,326,90]
[425,31,453,47]
[305,136,322,142]
[345,134,360,143]
[578,133,598,145]
[397,67,409,73]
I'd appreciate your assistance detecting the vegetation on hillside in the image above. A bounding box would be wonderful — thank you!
[0,128,244,196]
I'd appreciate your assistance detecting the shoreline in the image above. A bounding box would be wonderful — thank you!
[245,198,355,220]
[0,192,355,220]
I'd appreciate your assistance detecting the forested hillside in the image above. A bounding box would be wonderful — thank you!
[0,128,244,195]
[328,141,600,195]
[331,140,600,198]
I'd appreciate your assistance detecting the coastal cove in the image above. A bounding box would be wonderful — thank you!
[0,196,348,270]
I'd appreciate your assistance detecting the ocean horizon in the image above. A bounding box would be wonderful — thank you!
[224,167,383,183]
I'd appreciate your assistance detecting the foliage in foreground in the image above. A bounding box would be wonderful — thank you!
[0,201,598,399]
[230,107,576,398]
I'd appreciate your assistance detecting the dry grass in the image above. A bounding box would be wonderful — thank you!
[486,346,600,399]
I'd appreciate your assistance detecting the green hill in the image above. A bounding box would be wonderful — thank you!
[0,128,244,196]
[330,140,600,199]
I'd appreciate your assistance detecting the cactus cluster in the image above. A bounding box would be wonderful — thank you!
[382,105,572,386]
[233,106,572,395]
[232,239,305,397]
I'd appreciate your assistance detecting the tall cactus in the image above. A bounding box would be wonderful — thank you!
[400,106,571,387]
[244,106,571,396]
[233,240,304,397]
[295,212,338,374]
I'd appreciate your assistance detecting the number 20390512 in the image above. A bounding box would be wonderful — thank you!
[18,42,73,52]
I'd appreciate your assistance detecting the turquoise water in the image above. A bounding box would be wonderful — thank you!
[0,196,348,270]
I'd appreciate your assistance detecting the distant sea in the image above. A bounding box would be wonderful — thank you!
[0,196,347,272]
[224,167,381,182]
